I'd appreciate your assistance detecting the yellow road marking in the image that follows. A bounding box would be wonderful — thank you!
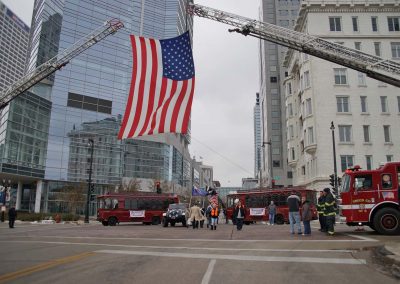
[0,252,95,283]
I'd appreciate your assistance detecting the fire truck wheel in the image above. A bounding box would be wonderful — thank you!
[373,208,400,235]
[108,217,117,226]
[101,221,109,226]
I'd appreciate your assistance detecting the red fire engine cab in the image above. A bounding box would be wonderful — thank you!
[339,162,400,235]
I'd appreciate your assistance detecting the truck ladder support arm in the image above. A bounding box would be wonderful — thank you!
[189,3,400,88]
[0,19,124,108]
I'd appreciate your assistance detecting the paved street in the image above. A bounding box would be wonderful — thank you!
[0,221,398,284]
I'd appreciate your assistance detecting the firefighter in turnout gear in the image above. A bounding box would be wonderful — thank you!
[323,188,336,236]
[317,191,326,232]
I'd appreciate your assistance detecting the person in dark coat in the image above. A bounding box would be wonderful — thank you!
[301,197,312,235]
[317,191,326,232]
[323,188,336,236]
[233,201,245,231]
[8,207,16,229]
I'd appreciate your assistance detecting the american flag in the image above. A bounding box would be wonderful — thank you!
[118,31,195,139]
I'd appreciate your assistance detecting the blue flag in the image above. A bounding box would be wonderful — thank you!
[192,186,207,196]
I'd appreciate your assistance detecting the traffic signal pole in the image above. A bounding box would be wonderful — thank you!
[330,122,338,196]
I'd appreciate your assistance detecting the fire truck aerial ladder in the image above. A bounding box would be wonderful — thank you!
[0,19,124,109]
[189,3,400,88]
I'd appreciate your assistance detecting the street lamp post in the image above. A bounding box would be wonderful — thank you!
[330,122,338,195]
[262,139,273,187]
[85,139,94,224]
[1,179,11,222]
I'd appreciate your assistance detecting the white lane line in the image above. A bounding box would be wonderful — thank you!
[0,240,356,253]
[96,249,367,265]
[201,259,216,284]
[9,235,377,243]
[345,234,378,242]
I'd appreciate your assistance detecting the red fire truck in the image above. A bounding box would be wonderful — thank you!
[226,188,317,225]
[97,192,179,226]
[339,162,400,235]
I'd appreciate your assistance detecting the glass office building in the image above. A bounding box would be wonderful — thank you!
[2,0,194,214]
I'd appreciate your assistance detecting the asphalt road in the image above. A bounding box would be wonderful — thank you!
[0,221,397,284]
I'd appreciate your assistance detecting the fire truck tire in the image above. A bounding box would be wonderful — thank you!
[373,208,400,235]
[101,221,109,226]
[108,217,117,226]
[275,214,284,225]
[152,217,160,225]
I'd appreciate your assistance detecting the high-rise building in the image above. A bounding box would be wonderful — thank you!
[258,0,300,187]
[253,93,261,179]
[283,0,400,189]
[0,1,30,92]
[1,0,194,214]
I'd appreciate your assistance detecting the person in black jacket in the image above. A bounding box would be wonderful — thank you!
[323,188,336,236]
[233,201,245,231]
[287,191,302,234]
[8,207,17,229]
[317,191,326,232]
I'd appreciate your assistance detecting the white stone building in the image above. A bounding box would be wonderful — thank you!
[283,0,400,190]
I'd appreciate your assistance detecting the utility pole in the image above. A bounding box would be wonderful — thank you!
[330,122,338,195]
[85,139,94,224]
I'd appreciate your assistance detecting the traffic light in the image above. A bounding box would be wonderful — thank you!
[329,174,335,187]
[90,184,95,193]
[156,181,161,194]
[90,194,95,202]
[337,177,342,186]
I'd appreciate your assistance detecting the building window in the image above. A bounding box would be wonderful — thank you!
[391,42,400,58]
[272,123,280,130]
[341,155,354,172]
[363,125,370,143]
[334,68,347,85]
[338,125,352,142]
[365,156,373,170]
[354,42,361,50]
[386,155,393,162]
[289,125,294,138]
[307,127,314,144]
[388,17,400,31]
[337,97,349,113]
[270,76,277,83]
[360,96,368,113]
[397,96,400,112]
[305,98,312,115]
[358,72,366,86]
[383,125,391,142]
[279,10,289,16]
[273,160,280,167]
[304,71,310,88]
[288,103,293,116]
[301,166,306,175]
[67,92,112,114]
[272,148,280,155]
[380,96,388,113]
[374,42,381,56]
[329,17,341,31]
[287,82,292,95]
[291,147,295,160]
[287,171,293,179]
[371,17,378,32]
[352,17,359,32]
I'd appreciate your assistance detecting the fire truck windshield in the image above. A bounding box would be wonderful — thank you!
[340,174,351,193]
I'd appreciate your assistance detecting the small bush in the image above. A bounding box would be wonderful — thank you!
[7,211,80,222]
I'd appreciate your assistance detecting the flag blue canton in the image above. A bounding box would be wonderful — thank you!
[160,31,195,81]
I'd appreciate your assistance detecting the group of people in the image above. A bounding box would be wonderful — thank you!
[286,188,336,236]
[188,201,221,230]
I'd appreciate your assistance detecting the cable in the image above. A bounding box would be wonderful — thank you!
[191,136,253,176]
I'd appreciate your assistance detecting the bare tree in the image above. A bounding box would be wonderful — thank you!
[55,182,86,214]
[123,178,141,193]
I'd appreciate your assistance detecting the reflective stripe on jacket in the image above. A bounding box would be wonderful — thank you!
[317,196,325,214]
[211,208,218,217]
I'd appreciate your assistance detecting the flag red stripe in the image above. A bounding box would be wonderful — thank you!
[118,35,138,139]
[181,77,195,133]
[170,80,188,132]
[158,80,177,133]
[138,39,158,136]
[128,37,147,138]
[148,77,168,135]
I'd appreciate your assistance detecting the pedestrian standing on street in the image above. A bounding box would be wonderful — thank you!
[301,196,311,235]
[233,200,245,231]
[206,203,212,228]
[210,203,219,230]
[8,206,16,229]
[323,188,336,236]
[317,191,326,232]
[189,202,203,229]
[268,201,276,225]
[287,191,302,235]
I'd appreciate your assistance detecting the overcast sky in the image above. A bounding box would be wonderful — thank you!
[2,0,260,187]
